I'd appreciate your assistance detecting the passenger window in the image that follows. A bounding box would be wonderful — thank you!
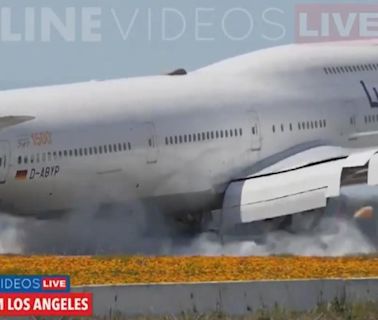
[188,135,192,143]
[53,152,57,159]
[239,128,243,136]
[202,133,206,140]
[289,123,293,131]
[58,151,62,158]
[69,150,73,157]
[128,142,132,150]
[225,130,229,138]
[64,150,68,157]
[281,124,284,132]
[89,148,92,155]
[36,154,40,163]
[48,152,52,161]
[311,122,314,129]
[211,132,215,139]
[74,150,78,157]
[234,129,238,137]
[252,127,256,135]
[79,149,83,156]
[230,130,233,137]
[42,153,46,162]
[184,135,187,143]
[315,121,318,129]
[18,156,22,165]
[298,123,301,130]
[193,134,197,142]
[272,125,275,133]
[109,145,113,153]
[93,147,98,154]
[99,146,103,154]
[169,137,173,145]
[165,137,169,145]
[84,148,88,156]
[220,131,224,138]
[206,132,210,140]
[30,155,34,164]
[178,136,182,144]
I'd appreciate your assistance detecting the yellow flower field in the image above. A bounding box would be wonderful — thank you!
[0,256,377,285]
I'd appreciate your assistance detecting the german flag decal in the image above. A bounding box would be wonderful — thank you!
[15,170,28,180]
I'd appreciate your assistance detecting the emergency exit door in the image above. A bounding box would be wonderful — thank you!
[249,111,262,151]
[0,141,10,183]
[144,122,158,164]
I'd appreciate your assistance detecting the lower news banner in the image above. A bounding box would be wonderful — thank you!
[0,275,93,317]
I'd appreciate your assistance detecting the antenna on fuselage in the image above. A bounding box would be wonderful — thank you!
[167,68,187,76]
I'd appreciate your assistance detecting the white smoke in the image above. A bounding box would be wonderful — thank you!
[0,206,375,256]
[178,217,376,256]
[0,184,376,255]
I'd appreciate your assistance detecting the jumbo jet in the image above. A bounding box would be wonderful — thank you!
[0,41,378,235]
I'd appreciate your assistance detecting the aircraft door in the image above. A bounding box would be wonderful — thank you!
[339,100,359,137]
[249,111,262,151]
[144,122,158,164]
[0,141,10,183]
[128,122,158,164]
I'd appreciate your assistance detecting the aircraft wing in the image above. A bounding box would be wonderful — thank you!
[222,146,378,226]
[0,116,35,130]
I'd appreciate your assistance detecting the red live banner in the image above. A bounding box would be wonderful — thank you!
[0,293,93,317]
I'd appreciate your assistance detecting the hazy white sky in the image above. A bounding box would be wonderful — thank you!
[0,0,376,89]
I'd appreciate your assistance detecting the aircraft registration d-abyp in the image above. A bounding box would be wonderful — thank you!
[1,40,378,236]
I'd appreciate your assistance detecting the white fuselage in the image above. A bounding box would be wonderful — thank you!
[0,42,377,216]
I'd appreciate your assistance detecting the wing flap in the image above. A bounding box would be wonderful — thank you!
[223,159,344,224]
[240,188,327,223]
[222,146,378,227]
